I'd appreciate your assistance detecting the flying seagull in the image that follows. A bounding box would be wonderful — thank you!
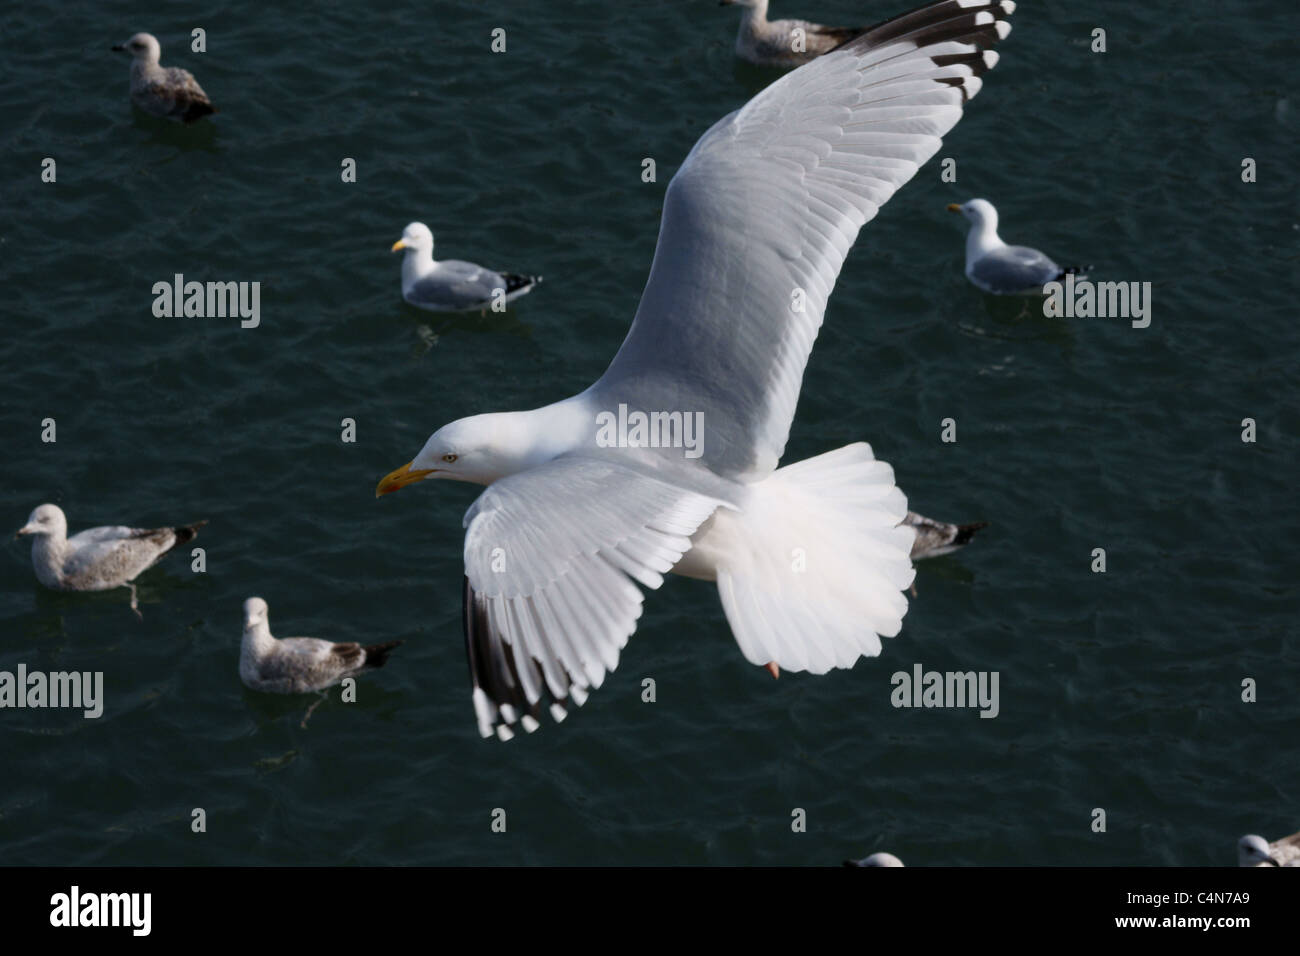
[377,0,1016,740]
[720,0,865,68]
[15,503,205,616]
[947,198,1086,294]
[112,32,215,124]
[392,222,540,313]
[1237,832,1300,867]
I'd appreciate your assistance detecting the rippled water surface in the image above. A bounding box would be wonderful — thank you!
[0,0,1296,865]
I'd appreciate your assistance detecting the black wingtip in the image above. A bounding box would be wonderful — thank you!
[173,520,208,546]
[182,102,216,124]
[362,640,404,668]
[1054,265,1092,280]
[953,521,990,547]
[502,273,541,294]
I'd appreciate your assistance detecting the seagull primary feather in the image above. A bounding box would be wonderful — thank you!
[15,503,205,615]
[112,32,215,124]
[377,0,1017,740]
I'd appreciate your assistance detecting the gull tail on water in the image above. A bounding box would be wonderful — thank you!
[1052,264,1093,281]
[360,640,403,669]
[502,273,542,297]
[170,520,208,548]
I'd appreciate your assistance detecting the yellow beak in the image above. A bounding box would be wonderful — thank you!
[391,239,408,252]
[946,203,963,213]
[375,461,435,497]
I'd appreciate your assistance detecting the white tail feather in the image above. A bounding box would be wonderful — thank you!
[713,443,915,675]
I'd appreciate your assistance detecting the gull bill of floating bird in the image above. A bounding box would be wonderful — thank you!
[392,222,540,313]
[1238,832,1300,867]
[239,597,403,695]
[947,198,1087,294]
[15,504,205,615]
[377,0,1017,740]
[905,511,988,560]
[720,0,865,68]
[112,32,215,124]
[843,852,904,867]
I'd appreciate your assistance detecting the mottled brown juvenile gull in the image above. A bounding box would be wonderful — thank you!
[904,511,988,560]
[112,32,215,124]
[1238,832,1300,867]
[392,222,540,313]
[377,0,1016,741]
[947,198,1086,294]
[15,503,205,616]
[239,597,402,696]
[721,0,865,68]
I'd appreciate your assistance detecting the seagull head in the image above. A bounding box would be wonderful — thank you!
[718,0,766,11]
[1238,834,1282,867]
[391,222,434,256]
[112,32,161,63]
[242,597,270,631]
[947,198,999,230]
[376,413,541,496]
[15,503,66,540]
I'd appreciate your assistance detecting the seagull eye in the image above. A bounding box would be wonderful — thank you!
[442,454,458,463]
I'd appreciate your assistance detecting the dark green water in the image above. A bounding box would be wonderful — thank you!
[1,0,1295,865]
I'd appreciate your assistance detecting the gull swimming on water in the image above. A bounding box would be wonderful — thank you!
[843,852,904,866]
[905,511,987,560]
[377,0,1017,740]
[1238,832,1300,867]
[947,198,1086,294]
[392,222,540,314]
[721,0,864,68]
[240,597,402,726]
[112,32,215,124]
[15,503,206,616]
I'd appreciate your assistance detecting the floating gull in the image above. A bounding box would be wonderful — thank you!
[239,597,403,695]
[721,0,864,68]
[392,222,540,313]
[15,504,205,616]
[377,0,1016,740]
[947,198,1086,294]
[843,852,904,867]
[112,32,215,124]
[905,511,987,560]
[1238,832,1300,867]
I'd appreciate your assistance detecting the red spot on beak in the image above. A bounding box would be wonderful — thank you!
[765,662,780,679]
